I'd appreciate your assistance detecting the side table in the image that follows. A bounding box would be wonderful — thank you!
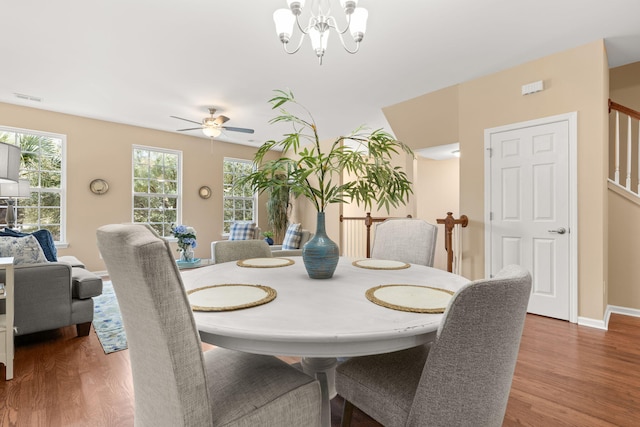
[0,257,15,380]
[177,258,214,270]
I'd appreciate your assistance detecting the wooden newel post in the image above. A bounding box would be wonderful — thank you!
[364,213,373,258]
[436,212,469,273]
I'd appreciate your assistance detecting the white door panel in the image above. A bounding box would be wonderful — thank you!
[486,117,574,320]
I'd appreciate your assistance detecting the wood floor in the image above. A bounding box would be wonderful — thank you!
[1,313,639,426]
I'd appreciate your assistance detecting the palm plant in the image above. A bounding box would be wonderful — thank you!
[240,89,414,214]
[266,175,291,243]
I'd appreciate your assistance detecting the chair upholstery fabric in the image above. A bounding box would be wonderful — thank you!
[336,265,532,427]
[370,219,438,267]
[96,224,321,427]
[211,239,273,264]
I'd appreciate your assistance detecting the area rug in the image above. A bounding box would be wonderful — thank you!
[93,281,128,354]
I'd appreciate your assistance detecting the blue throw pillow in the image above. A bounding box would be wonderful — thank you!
[282,223,302,250]
[0,228,58,262]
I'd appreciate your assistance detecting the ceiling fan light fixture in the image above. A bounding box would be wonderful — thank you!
[202,127,222,138]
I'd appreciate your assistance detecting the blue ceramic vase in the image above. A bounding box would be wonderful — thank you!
[302,212,339,279]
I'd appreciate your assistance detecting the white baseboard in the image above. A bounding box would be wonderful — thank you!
[604,305,640,328]
[577,316,607,330]
[569,306,640,330]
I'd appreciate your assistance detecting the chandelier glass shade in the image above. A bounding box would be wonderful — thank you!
[273,0,368,64]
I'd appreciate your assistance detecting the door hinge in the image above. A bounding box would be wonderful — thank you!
[489,212,493,221]
[486,147,493,157]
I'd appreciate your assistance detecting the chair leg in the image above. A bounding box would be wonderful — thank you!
[76,322,91,336]
[341,399,354,427]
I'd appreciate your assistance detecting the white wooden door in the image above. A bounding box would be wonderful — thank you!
[485,114,576,321]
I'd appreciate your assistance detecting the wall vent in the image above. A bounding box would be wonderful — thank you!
[14,93,42,102]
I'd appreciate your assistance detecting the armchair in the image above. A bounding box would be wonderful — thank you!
[270,229,314,256]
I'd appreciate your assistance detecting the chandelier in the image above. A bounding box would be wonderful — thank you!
[273,0,369,65]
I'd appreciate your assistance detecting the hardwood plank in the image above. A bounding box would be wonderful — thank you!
[0,314,639,426]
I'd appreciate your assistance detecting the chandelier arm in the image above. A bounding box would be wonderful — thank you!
[282,32,307,55]
[334,28,361,54]
[326,14,352,35]
[295,14,312,35]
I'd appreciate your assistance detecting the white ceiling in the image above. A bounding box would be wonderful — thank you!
[2,0,639,148]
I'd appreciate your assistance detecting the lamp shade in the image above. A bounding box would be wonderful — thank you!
[350,8,368,37]
[202,126,222,138]
[0,179,31,199]
[273,8,295,37]
[0,142,21,183]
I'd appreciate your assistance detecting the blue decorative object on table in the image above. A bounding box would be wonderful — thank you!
[302,212,339,279]
[171,223,197,262]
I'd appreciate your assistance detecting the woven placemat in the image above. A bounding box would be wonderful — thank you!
[353,259,410,270]
[187,284,276,312]
[365,284,454,313]
[237,257,294,268]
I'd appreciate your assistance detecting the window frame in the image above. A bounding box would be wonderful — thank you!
[0,125,67,245]
[222,157,256,235]
[131,145,182,238]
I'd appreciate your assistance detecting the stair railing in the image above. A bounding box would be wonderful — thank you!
[609,99,640,195]
[340,212,412,258]
[436,212,468,274]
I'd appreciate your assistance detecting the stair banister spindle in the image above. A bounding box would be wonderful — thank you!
[615,111,620,183]
[627,115,632,190]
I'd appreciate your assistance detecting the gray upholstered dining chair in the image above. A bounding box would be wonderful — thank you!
[370,218,438,267]
[335,264,532,427]
[211,239,273,264]
[96,224,321,427]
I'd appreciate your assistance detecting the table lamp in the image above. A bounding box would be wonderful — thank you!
[0,142,21,184]
[0,179,31,228]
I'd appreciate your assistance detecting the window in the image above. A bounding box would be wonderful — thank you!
[0,127,65,241]
[132,146,180,237]
[223,158,255,234]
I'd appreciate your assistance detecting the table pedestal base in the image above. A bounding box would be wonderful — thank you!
[301,357,338,427]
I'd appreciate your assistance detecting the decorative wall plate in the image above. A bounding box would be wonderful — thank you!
[199,185,212,199]
[89,178,109,195]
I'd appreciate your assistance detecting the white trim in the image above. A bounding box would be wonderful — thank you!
[484,112,578,323]
[577,316,607,330]
[604,304,640,327]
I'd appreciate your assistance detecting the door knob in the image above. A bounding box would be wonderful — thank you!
[548,227,567,234]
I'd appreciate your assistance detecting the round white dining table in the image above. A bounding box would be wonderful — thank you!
[180,256,469,427]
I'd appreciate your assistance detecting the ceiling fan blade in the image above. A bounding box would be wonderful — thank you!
[176,127,203,131]
[213,115,231,125]
[222,126,255,134]
[170,115,202,125]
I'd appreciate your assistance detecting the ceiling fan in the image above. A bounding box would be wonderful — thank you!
[171,108,254,138]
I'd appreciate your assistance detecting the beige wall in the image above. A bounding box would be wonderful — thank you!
[415,157,460,271]
[0,101,272,272]
[384,40,610,320]
[607,61,640,309]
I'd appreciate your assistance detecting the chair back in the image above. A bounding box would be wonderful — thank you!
[96,224,213,427]
[211,239,272,264]
[407,265,532,426]
[370,218,438,266]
